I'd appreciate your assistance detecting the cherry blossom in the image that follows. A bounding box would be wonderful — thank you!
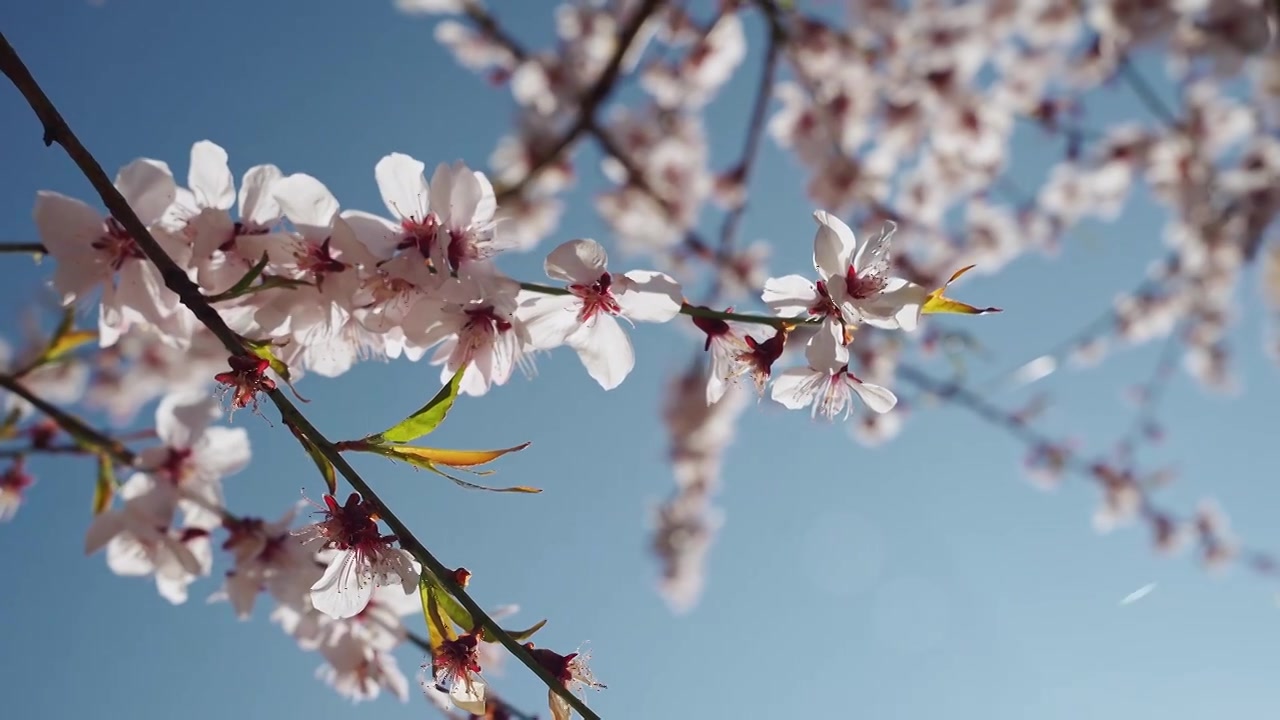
[520,238,682,389]
[294,493,418,620]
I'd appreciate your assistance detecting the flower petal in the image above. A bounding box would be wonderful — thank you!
[616,270,683,323]
[518,293,581,349]
[812,210,857,280]
[239,164,284,227]
[450,677,487,715]
[805,316,848,372]
[273,173,339,237]
[761,274,818,317]
[375,152,430,221]
[848,378,897,414]
[115,158,177,225]
[189,141,236,211]
[310,550,373,619]
[567,315,634,390]
[545,239,608,283]
[852,220,896,278]
[770,366,821,409]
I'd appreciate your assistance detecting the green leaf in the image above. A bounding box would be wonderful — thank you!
[419,576,458,652]
[209,253,269,302]
[368,365,467,445]
[92,453,116,515]
[424,572,475,632]
[289,422,336,495]
[495,618,546,644]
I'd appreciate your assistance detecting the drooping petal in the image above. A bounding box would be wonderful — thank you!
[375,153,430,221]
[567,314,634,390]
[273,173,339,238]
[545,238,609,283]
[761,274,819,317]
[812,210,857,281]
[115,158,177,225]
[239,164,284,227]
[310,550,373,619]
[450,677,488,715]
[805,317,848,372]
[615,270,683,323]
[189,141,236,211]
[847,377,897,414]
[769,367,821,409]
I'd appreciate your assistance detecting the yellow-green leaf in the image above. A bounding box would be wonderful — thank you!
[498,618,547,644]
[388,443,531,469]
[207,253,269,302]
[0,407,22,441]
[93,453,115,515]
[368,365,466,445]
[419,576,458,652]
[42,329,96,364]
[425,572,476,632]
[289,422,336,495]
[921,265,1002,316]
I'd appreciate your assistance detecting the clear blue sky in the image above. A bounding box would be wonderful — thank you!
[1,2,1279,719]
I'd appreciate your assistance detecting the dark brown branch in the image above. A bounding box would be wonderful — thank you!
[0,31,599,720]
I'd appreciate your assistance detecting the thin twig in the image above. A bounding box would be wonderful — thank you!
[0,372,136,465]
[494,0,663,202]
[0,32,600,720]
[0,242,46,254]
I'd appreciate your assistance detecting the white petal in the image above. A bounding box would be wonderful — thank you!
[805,317,848,372]
[341,209,402,260]
[615,270,682,322]
[447,162,483,227]
[34,191,108,304]
[156,389,220,447]
[567,315,634,390]
[812,210,856,281]
[196,426,251,477]
[545,239,608,283]
[471,170,497,224]
[770,367,821,409]
[427,162,456,221]
[761,274,818,317]
[518,293,581,349]
[375,153,429,220]
[273,173,339,237]
[450,677,487,715]
[239,164,284,227]
[84,512,126,555]
[310,550,373,619]
[189,141,236,210]
[848,378,897,414]
[115,158,177,225]
[852,220,897,276]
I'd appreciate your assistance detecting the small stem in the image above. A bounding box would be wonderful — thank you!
[494,0,663,202]
[0,373,136,465]
[517,280,804,328]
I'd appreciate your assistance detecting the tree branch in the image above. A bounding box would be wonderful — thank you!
[0,31,600,720]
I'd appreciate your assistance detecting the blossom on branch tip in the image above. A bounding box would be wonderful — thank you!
[527,643,604,720]
[431,630,488,714]
[519,238,682,390]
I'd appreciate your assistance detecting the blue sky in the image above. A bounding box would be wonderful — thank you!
[1,2,1279,719]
